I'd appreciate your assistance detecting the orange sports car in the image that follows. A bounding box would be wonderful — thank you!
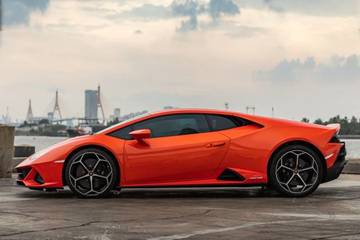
[16,109,346,198]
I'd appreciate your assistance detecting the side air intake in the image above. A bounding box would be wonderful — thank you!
[218,169,245,181]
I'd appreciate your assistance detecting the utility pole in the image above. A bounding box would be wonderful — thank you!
[271,107,275,118]
[224,102,229,110]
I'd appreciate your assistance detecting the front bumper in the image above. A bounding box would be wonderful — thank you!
[323,143,347,183]
[16,162,64,190]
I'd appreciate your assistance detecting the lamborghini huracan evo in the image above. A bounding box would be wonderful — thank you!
[16,109,346,198]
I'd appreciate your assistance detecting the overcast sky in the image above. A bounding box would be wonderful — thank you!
[0,0,360,121]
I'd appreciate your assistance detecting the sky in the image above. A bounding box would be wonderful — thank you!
[0,0,360,122]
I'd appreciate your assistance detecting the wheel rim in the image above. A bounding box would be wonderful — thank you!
[69,152,113,196]
[275,150,319,194]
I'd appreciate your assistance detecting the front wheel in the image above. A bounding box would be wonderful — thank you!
[65,148,119,198]
[269,145,323,197]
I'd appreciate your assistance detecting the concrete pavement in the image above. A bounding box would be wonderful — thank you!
[1,175,360,240]
[344,159,360,174]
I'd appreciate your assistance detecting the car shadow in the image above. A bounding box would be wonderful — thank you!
[16,186,280,199]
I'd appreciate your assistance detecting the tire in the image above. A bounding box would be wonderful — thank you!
[269,145,323,197]
[65,148,119,198]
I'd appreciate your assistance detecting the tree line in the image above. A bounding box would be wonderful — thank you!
[301,115,360,135]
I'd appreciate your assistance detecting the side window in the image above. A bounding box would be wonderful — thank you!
[109,126,132,140]
[133,114,209,138]
[207,114,238,131]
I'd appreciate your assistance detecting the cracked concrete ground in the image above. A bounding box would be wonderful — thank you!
[1,175,360,240]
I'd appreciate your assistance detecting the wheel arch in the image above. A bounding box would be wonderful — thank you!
[62,145,121,187]
[267,140,326,182]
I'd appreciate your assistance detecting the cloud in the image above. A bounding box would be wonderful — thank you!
[171,0,201,32]
[208,0,240,21]
[262,0,284,12]
[177,14,198,32]
[120,3,170,19]
[225,25,266,38]
[2,1,359,120]
[2,0,49,26]
[107,0,240,32]
[171,0,240,31]
[256,55,360,82]
[171,0,200,17]
[237,0,359,17]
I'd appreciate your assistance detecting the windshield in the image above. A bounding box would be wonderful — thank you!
[95,112,151,134]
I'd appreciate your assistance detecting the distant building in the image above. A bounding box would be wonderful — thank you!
[118,110,148,122]
[114,108,121,119]
[29,117,49,125]
[47,112,54,121]
[85,90,98,119]
[109,108,121,122]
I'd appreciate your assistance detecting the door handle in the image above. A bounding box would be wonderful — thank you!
[206,142,226,148]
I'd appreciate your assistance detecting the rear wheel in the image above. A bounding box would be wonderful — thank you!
[269,145,323,197]
[65,148,118,198]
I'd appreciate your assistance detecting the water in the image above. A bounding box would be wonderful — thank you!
[14,136,360,159]
[15,136,68,152]
[343,139,360,159]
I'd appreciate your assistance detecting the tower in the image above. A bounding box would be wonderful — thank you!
[26,99,34,123]
[97,85,105,123]
[53,90,62,119]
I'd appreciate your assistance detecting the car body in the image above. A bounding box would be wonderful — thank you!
[16,108,347,197]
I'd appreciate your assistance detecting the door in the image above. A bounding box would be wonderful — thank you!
[123,114,230,185]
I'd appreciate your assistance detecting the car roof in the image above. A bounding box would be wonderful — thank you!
[149,108,238,116]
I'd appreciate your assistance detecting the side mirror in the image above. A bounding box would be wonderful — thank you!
[129,129,151,142]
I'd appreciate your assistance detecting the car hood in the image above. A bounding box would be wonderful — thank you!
[16,135,93,168]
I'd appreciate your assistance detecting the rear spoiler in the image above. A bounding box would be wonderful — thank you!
[326,123,341,135]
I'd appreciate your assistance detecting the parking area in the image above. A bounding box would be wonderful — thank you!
[1,175,360,240]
